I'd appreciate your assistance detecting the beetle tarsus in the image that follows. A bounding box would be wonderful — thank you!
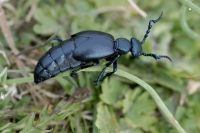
[94,67,107,86]
[70,72,77,78]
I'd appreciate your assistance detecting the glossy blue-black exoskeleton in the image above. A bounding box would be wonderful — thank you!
[34,12,171,85]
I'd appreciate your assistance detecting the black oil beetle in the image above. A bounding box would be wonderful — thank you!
[34,12,171,85]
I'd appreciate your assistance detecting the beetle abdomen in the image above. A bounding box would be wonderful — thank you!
[34,39,81,84]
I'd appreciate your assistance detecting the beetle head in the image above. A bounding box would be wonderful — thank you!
[130,37,172,61]
[129,12,171,62]
[130,38,143,57]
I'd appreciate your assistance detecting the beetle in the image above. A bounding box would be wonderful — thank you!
[34,12,171,85]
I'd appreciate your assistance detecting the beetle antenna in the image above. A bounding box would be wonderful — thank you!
[141,11,163,45]
[141,52,172,62]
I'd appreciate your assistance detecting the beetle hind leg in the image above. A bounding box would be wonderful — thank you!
[70,60,99,78]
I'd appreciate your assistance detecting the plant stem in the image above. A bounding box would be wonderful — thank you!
[178,0,200,15]
[180,5,200,40]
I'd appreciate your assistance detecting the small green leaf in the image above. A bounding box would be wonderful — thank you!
[124,92,158,132]
[20,112,38,133]
[100,78,128,106]
[152,68,186,93]
[95,103,119,133]
[0,67,7,86]
[0,95,10,110]
[95,0,127,7]
[33,9,58,35]
[122,88,142,114]
[0,123,12,131]
[174,38,194,54]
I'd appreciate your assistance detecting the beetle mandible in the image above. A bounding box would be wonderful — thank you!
[34,12,171,85]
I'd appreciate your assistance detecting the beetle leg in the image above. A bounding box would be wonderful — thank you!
[70,60,99,78]
[100,61,117,81]
[51,43,55,47]
[51,37,63,48]
[53,37,63,42]
[94,54,120,86]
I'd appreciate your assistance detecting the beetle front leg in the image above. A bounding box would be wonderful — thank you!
[94,54,120,86]
[100,61,117,81]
